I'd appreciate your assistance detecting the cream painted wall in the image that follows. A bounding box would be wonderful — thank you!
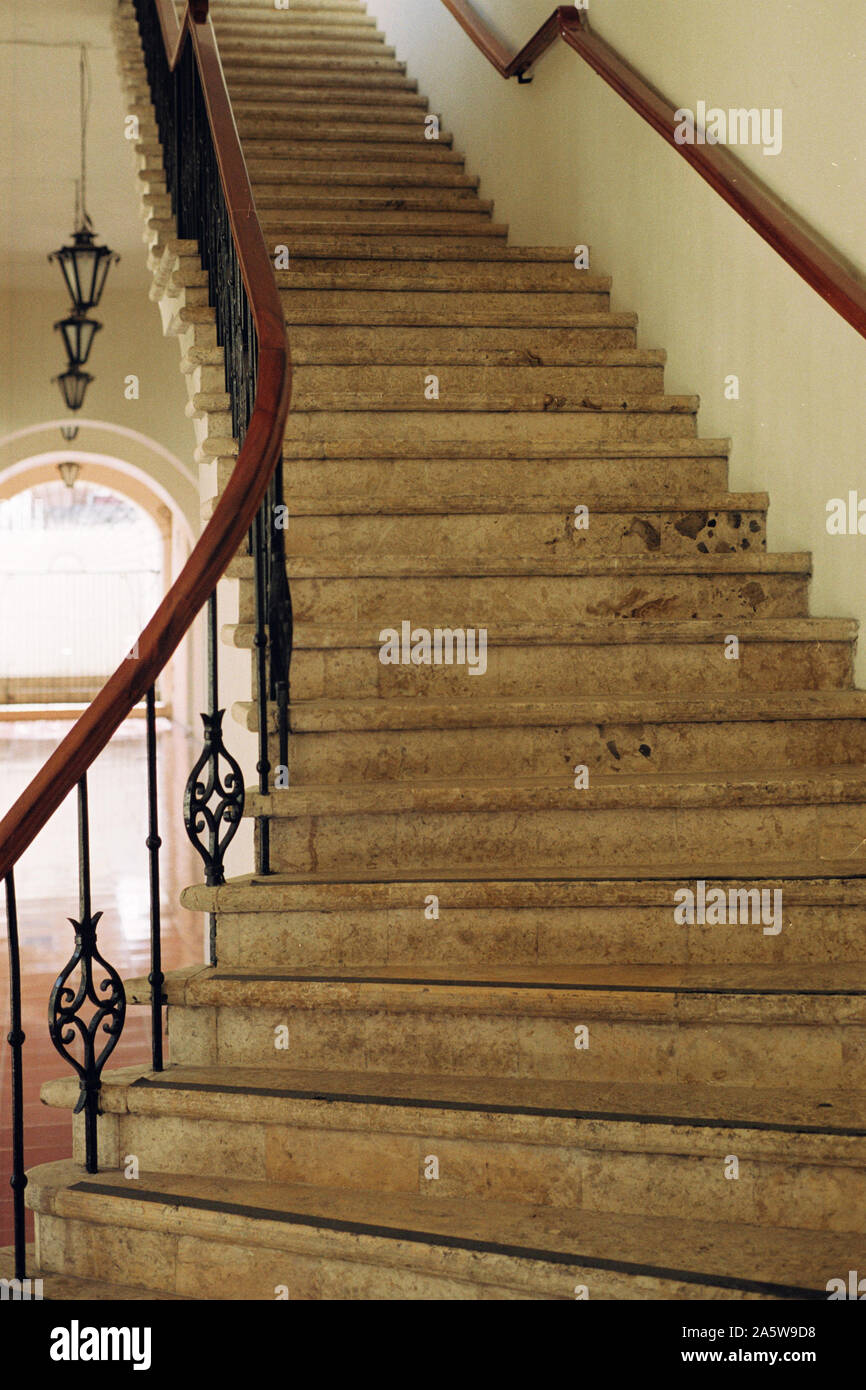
[367,0,866,676]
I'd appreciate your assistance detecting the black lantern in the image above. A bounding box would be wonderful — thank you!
[48,228,119,315]
[55,311,102,367]
[54,366,94,412]
[60,424,79,442]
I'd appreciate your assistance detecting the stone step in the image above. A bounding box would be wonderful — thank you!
[278,320,642,365]
[234,86,427,109]
[287,414,703,463]
[181,872,866,968]
[243,772,866,879]
[220,37,394,58]
[240,140,464,164]
[223,53,409,74]
[223,483,756,545]
[279,289,619,324]
[203,362,668,412]
[128,961,866,1090]
[229,618,865,705]
[258,190,490,216]
[43,1066,866,1234]
[276,409,700,457]
[240,118,453,146]
[275,362,668,403]
[247,163,474,186]
[27,1158,848,1299]
[237,693,866,784]
[276,258,605,290]
[239,106,430,132]
[265,212,507,236]
[265,444,739,505]
[221,444,732,502]
[219,18,380,35]
[230,552,810,628]
[220,60,415,87]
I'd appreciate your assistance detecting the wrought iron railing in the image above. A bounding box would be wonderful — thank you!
[0,0,291,1282]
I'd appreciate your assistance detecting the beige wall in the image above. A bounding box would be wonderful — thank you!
[367,0,866,674]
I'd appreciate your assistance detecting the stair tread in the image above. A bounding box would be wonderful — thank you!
[68,1063,866,1135]
[227,550,811,579]
[227,618,854,648]
[26,1160,863,1296]
[150,961,866,995]
[243,768,866,815]
[190,858,866,885]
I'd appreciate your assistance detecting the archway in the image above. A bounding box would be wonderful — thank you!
[0,436,203,728]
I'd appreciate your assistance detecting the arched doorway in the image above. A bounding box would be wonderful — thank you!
[0,477,165,705]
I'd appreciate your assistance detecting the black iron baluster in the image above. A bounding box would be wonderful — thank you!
[183,590,245,908]
[49,775,126,1175]
[4,872,27,1281]
[133,0,288,887]
[252,503,272,874]
[268,462,293,774]
[145,686,164,1070]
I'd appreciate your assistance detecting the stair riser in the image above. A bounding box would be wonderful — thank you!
[278,324,642,363]
[221,40,393,58]
[270,717,866,785]
[265,800,862,876]
[264,717,866,795]
[257,189,488,210]
[278,262,604,290]
[224,56,407,74]
[280,291,611,321]
[168,1003,866,1091]
[33,1211,710,1300]
[237,573,808,626]
[282,417,697,454]
[221,23,381,38]
[212,899,866,969]
[267,639,850,706]
[240,143,462,163]
[236,88,426,108]
[285,365,665,396]
[80,1112,865,1235]
[262,458,729,504]
[221,68,417,89]
[277,506,758,556]
[249,164,469,185]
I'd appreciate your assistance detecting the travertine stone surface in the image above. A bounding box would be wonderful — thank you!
[27,0,866,1304]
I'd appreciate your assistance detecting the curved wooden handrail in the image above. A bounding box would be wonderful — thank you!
[0,0,291,880]
[441,1,866,340]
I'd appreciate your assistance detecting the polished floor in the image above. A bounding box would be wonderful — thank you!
[0,719,207,1247]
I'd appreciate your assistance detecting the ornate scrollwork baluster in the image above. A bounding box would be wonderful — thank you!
[48,776,126,1175]
[184,590,244,892]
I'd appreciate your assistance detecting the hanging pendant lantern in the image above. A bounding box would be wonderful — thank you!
[54,366,94,412]
[59,424,79,442]
[49,229,118,315]
[48,46,119,403]
[54,311,102,367]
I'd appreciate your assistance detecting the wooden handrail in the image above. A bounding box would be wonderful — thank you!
[0,0,291,880]
[440,1,866,340]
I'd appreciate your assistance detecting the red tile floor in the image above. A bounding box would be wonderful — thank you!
[0,718,206,1247]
